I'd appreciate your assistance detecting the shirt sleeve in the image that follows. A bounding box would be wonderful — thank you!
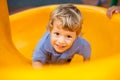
[32,32,49,64]
[77,38,91,59]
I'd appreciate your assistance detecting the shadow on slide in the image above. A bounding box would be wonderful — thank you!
[0,0,120,80]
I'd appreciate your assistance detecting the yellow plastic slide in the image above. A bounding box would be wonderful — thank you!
[0,0,120,80]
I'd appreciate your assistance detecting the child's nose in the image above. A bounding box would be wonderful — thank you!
[58,36,65,44]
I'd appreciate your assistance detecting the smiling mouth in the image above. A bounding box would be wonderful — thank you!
[55,44,66,49]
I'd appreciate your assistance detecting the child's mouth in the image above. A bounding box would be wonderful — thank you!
[55,44,66,49]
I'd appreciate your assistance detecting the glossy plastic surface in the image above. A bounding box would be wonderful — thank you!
[0,0,120,80]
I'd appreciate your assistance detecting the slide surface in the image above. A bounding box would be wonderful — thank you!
[0,0,120,80]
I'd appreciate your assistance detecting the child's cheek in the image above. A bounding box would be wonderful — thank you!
[52,36,58,42]
[65,39,73,45]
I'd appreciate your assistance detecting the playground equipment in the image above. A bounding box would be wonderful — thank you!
[0,0,120,80]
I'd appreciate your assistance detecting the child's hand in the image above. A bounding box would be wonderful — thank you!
[106,6,120,18]
[32,61,43,69]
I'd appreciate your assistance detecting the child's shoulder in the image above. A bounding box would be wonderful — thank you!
[76,37,90,46]
[40,31,50,40]
[77,37,89,43]
[36,31,50,47]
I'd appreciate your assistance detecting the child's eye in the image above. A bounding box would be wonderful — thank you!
[67,35,72,38]
[54,32,60,36]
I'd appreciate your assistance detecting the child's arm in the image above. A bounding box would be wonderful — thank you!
[83,57,90,62]
[32,61,43,69]
[32,32,49,69]
[77,38,91,62]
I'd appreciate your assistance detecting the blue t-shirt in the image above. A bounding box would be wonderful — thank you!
[32,32,91,64]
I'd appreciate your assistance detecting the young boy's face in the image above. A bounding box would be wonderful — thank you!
[50,19,77,53]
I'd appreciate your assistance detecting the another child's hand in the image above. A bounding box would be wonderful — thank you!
[106,6,120,18]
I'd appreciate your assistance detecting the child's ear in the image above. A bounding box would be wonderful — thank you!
[47,30,51,33]
[76,35,79,38]
[47,26,51,33]
[78,32,84,37]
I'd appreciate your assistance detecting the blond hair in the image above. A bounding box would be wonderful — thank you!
[47,4,83,36]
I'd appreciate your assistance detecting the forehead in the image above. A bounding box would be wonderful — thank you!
[52,20,76,35]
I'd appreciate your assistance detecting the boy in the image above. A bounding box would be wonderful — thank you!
[32,4,91,69]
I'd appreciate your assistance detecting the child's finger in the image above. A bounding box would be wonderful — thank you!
[106,6,116,18]
[115,10,120,13]
[106,6,120,18]
[106,9,113,18]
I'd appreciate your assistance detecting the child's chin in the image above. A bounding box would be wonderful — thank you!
[55,49,65,54]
